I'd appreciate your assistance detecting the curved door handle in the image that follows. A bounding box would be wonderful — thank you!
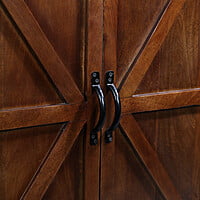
[105,71,121,143]
[91,72,106,145]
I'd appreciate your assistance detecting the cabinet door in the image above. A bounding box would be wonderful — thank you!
[101,0,200,199]
[0,1,88,199]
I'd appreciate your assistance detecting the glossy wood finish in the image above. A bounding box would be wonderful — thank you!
[122,88,200,114]
[0,103,86,131]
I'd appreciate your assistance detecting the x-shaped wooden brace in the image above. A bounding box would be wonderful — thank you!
[1,0,200,200]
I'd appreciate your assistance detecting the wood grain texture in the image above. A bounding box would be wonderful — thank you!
[1,0,83,103]
[120,114,182,200]
[192,111,200,200]
[24,0,85,92]
[21,120,86,200]
[117,0,168,85]
[0,103,87,131]
[84,0,103,199]
[100,1,118,199]
[136,0,200,95]
[122,88,200,114]
[103,0,118,75]
[119,0,186,98]
[43,132,84,200]
[0,6,61,109]
[134,107,200,200]
[111,128,156,200]
[85,0,103,94]
[0,124,61,199]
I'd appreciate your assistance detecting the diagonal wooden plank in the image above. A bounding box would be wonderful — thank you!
[0,103,87,131]
[120,114,182,200]
[1,0,83,103]
[121,88,200,114]
[20,120,86,200]
[119,0,186,98]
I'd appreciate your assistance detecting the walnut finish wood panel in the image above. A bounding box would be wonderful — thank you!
[136,0,200,94]
[100,1,118,199]
[1,0,83,103]
[22,120,85,200]
[121,88,200,114]
[0,124,62,199]
[0,6,61,109]
[117,0,168,84]
[1,0,88,199]
[134,107,200,200]
[120,115,182,200]
[25,0,84,92]
[0,103,87,131]
[43,132,84,200]
[111,128,156,200]
[2,0,199,199]
[119,0,186,97]
[84,0,103,199]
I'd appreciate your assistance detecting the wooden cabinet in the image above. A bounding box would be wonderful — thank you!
[0,0,199,199]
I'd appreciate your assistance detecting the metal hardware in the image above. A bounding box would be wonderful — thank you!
[105,71,121,143]
[91,72,106,145]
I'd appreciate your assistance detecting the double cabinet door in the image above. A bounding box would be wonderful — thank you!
[0,0,200,199]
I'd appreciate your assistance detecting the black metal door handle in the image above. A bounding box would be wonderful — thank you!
[105,71,121,143]
[91,72,106,145]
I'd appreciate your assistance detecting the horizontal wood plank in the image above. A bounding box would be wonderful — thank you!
[122,88,200,114]
[119,0,186,97]
[120,115,182,200]
[0,103,87,131]
[1,0,84,103]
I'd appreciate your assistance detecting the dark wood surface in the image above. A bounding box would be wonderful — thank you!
[43,131,85,200]
[1,0,84,103]
[0,124,62,199]
[101,0,200,199]
[83,0,103,199]
[0,103,87,131]
[1,0,200,199]
[100,1,118,199]
[119,0,186,97]
[117,0,168,87]
[0,0,87,199]
[121,88,200,114]
[134,107,200,200]
[0,6,61,109]
[120,115,182,200]
[22,120,86,199]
